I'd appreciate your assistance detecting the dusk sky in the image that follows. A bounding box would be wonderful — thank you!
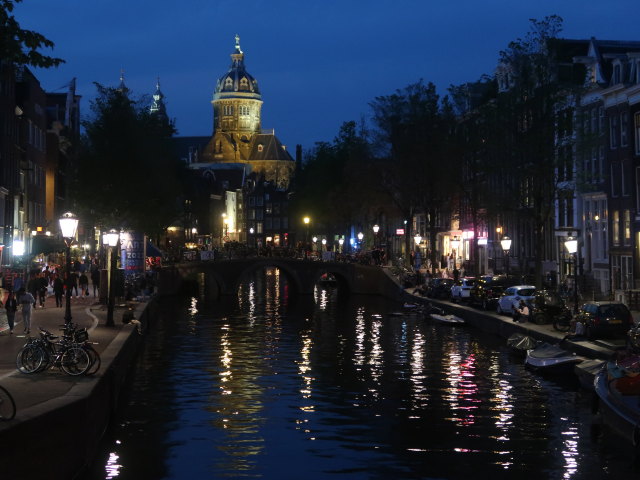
[15,0,640,151]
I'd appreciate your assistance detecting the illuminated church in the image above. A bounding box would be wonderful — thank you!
[201,35,296,189]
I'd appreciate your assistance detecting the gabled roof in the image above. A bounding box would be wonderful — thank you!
[249,133,294,162]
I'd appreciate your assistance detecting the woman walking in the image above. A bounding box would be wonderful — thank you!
[18,288,35,334]
[3,290,18,334]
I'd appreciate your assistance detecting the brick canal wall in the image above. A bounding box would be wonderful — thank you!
[0,303,154,480]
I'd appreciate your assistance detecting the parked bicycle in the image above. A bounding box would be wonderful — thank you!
[16,326,92,376]
[60,322,101,375]
[0,384,16,421]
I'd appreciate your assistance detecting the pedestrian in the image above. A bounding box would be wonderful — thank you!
[27,273,38,308]
[515,300,529,324]
[79,272,89,297]
[3,290,18,334]
[91,266,100,297]
[18,288,35,334]
[70,271,79,297]
[38,273,48,307]
[53,274,64,308]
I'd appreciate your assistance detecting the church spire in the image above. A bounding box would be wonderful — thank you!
[117,68,127,92]
[230,34,245,68]
[150,77,167,118]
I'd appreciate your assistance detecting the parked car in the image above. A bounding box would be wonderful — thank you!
[469,275,519,310]
[425,278,455,299]
[450,277,476,303]
[574,301,634,340]
[496,285,536,316]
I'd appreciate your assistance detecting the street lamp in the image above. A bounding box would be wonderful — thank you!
[565,236,579,313]
[500,236,511,275]
[357,231,364,251]
[313,236,318,253]
[321,238,327,252]
[105,229,120,327]
[59,212,79,325]
[373,224,380,247]
[338,237,344,253]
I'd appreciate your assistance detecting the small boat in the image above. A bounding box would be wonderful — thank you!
[524,342,584,374]
[403,302,421,310]
[574,359,606,392]
[506,333,540,358]
[430,313,465,325]
[594,356,640,446]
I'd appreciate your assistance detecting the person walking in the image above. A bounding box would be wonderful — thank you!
[38,273,48,307]
[18,288,35,334]
[79,272,89,297]
[3,290,18,334]
[91,267,100,298]
[53,274,64,308]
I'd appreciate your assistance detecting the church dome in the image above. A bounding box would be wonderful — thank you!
[214,35,261,100]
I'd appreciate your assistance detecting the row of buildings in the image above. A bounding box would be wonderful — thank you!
[0,59,80,274]
[5,33,640,305]
[444,37,640,303]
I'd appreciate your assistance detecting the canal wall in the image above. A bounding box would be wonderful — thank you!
[0,302,154,480]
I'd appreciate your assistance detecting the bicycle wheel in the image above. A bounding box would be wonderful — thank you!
[84,344,101,376]
[60,347,91,376]
[16,345,45,374]
[0,385,16,420]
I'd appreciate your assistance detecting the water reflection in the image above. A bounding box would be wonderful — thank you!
[82,267,638,480]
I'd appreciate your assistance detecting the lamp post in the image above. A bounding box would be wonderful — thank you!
[303,216,310,245]
[500,236,511,275]
[338,237,344,253]
[312,236,318,253]
[59,212,79,325]
[105,229,120,327]
[373,224,380,248]
[321,238,327,252]
[357,232,364,251]
[565,236,579,313]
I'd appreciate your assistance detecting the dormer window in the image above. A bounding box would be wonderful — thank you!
[613,64,621,84]
[240,77,249,90]
[225,77,233,88]
[258,144,264,152]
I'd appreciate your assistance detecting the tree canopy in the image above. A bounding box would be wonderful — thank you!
[72,83,188,236]
[0,0,64,68]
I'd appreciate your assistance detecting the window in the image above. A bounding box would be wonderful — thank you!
[621,112,629,147]
[223,105,233,116]
[637,167,640,211]
[613,64,621,84]
[265,218,272,230]
[256,222,263,234]
[256,196,264,207]
[624,209,631,245]
[599,106,605,133]
[239,105,249,116]
[613,210,620,246]
[257,144,263,152]
[623,160,631,196]
[591,108,598,134]
[248,196,255,207]
[610,115,619,149]
[611,162,621,197]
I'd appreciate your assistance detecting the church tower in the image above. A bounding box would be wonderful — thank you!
[203,35,295,188]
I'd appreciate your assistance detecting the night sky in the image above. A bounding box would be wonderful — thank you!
[15,0,640,150]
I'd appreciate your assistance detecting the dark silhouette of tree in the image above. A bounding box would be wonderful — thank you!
[72,83,188,236]
[0,0,64,68]
[370,80,457,270]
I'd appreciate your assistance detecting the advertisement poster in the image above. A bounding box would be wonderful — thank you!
[120,231,145,278]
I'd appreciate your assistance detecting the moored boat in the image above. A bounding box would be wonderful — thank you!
[574,358,606,392]
[594,356,640,446]
[430,313,465,325]
[506,333,540,358]
[524,342,584,374]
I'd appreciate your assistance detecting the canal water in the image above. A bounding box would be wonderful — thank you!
[82,268,639,479]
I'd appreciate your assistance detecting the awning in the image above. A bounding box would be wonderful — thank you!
[146,242,163,257]
[31,236,65,255]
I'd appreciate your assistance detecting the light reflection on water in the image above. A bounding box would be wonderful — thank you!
[82,267,639,480]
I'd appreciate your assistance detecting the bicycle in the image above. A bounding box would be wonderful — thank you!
[0,384,16,420]
[16,327,91,376]
[60,322,101,375]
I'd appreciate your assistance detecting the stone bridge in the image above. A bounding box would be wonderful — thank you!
[157,258,403,300]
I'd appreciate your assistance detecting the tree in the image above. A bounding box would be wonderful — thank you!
[0,0,64,68]
[370,80,457,271]
[72,83,188,236]
[492,15,583,286]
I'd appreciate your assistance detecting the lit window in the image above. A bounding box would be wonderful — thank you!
[258,144,263,152]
